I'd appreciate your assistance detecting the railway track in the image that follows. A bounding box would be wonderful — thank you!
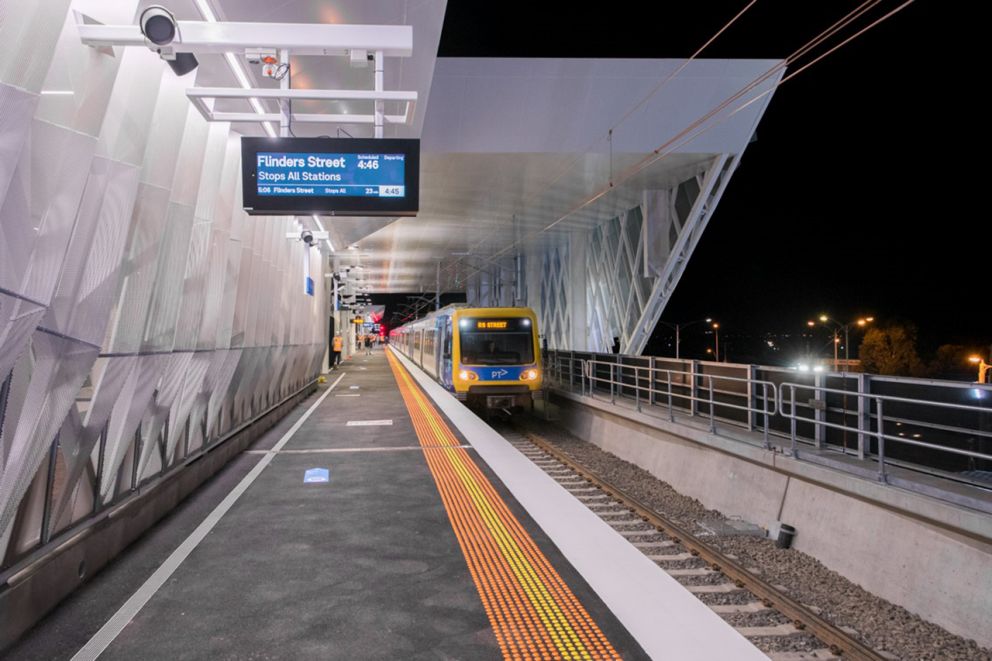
[499,423,888,661]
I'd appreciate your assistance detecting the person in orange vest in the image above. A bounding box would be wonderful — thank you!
[331,333,343,369]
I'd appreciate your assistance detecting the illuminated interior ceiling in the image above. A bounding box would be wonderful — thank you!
[175,1,777,293]
[351,57,780,293]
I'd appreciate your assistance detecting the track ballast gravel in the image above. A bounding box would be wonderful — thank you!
[522,416,991,661]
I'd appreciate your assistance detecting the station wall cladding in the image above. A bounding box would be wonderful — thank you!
[0,0,327,607]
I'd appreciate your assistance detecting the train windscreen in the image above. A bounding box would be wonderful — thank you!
[458,318,534,365]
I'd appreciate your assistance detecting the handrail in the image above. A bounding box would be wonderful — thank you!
[544,350,992,489]
[780,382,992,469]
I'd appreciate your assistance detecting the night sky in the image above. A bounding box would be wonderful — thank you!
[411,2,982,362]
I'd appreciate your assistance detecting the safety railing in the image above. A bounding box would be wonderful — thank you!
[576,358,779,449]
[780,382,992,483]
[544,350,992,491]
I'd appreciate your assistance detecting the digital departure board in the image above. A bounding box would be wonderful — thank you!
[241,137,419,216]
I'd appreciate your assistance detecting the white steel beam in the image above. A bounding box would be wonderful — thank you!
[187,88,417,102]
[203,112,412,125]
[626,154,735,355]
[76,21,413,57]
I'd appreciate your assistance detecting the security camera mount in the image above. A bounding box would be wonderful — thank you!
[77,15,417,138]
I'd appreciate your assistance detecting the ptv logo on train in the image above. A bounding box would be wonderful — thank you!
[465,366,524,380]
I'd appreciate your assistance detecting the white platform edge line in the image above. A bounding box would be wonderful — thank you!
[389,348,767,661]
[71,373,346,661]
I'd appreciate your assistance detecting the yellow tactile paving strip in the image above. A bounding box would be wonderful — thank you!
[387,350,622,661]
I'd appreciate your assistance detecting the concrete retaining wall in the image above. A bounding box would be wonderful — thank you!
[553,393,992,648]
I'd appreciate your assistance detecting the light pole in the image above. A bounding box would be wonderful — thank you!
[969,356,990,383]
[712,322,720,362]
[657,318,712,360]
[813,315,874,372]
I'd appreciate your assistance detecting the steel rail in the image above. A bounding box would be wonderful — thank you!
[518,427,887,661]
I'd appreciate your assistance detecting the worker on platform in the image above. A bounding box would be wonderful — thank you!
[331,333,343,369]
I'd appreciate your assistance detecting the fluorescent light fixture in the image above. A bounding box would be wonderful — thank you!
[222,52,276,138]
[40,90,74,95]
[191,0,218,22]
[311,214,334,251]
[193,0,276,137]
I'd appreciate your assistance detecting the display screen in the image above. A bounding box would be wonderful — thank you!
[241,137,419,216]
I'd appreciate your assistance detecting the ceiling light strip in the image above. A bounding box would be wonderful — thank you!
[312,215,335,252]
[194,0,276,137]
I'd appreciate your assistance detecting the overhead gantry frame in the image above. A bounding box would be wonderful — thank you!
[76,17,417,138]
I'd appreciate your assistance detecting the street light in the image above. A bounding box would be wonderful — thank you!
[814,315,875,372]
[969,355,990,383]
[656,317,713,360]
[712,322,721,362]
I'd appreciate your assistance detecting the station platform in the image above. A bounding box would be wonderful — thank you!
[10,349,765,660]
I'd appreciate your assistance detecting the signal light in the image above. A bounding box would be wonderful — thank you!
[459,370,478,381]
[520,369,540,381]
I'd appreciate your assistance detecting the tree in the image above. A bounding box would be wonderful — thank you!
[859,324,925,377]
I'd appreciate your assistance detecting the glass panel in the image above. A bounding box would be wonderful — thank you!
[459,318,535,365]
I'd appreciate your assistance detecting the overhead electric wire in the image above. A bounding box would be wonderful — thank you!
[446,0,916,286]
[648,0,917,167]
[541,0,887,236]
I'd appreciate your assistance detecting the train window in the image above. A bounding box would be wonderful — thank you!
[459,318,534,365]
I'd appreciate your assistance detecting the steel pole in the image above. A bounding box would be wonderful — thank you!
[833,330,839,371]
[844,326,850,372]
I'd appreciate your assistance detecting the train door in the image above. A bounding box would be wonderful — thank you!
[441,317,453,388]
[434,319,443,378]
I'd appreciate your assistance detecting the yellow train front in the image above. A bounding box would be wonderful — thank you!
[391,306,543,411]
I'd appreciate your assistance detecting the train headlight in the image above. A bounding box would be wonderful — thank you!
[521,369,540,381]
[459,370,478,381]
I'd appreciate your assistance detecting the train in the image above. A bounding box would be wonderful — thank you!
[391,305,543,410]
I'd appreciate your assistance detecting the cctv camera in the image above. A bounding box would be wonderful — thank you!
[139,6,198,76]
[140,6,177,45]
[301,230,315,245]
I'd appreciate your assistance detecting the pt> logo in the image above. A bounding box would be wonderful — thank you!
[491,369,509,379]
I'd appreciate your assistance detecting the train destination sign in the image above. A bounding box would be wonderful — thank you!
[462,318,531,332]
[241,137,419,216]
